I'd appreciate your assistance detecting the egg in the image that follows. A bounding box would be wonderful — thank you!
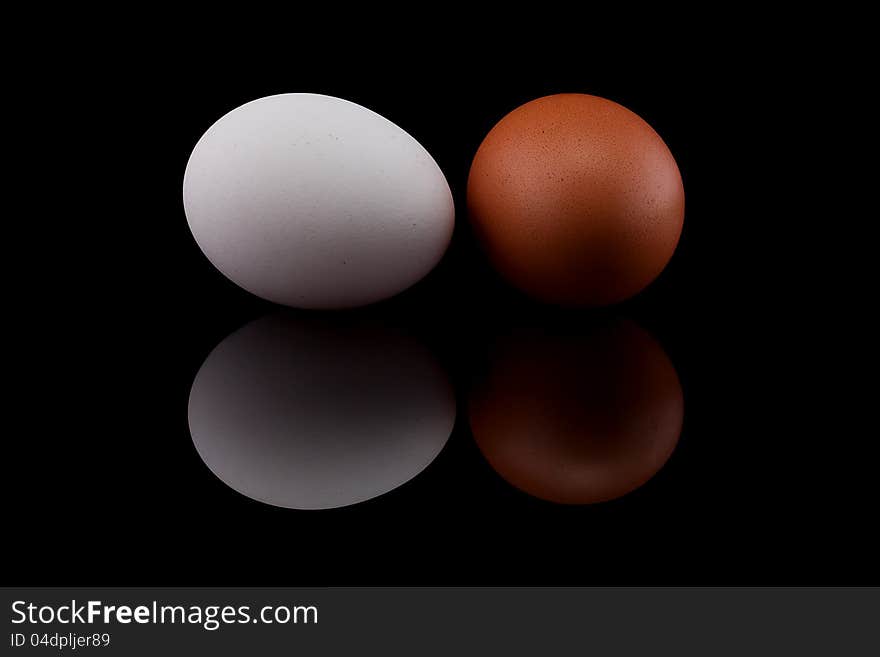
[468,320,683,504]
[188,312,455,510]
[184,93,455,309]
[467,94,684,306]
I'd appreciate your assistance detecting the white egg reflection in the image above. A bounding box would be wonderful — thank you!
[188,313,455,509]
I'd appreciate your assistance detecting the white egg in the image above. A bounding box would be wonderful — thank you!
[183,93,454,309]
[188,313,456,509]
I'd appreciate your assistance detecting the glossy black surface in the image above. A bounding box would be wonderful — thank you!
[9,43,873,585]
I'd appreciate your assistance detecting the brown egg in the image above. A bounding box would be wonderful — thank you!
[467,94,684,306]
[468,321,683,504]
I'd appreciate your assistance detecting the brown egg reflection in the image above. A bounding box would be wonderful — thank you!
[468,320,683,504]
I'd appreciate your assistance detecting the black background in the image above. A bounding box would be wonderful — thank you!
[8,37,874,585]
